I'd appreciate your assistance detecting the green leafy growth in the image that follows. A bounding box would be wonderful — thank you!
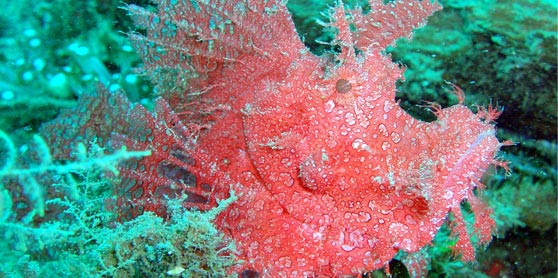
[0,129,150,223]
[485,135,557,235]
[0,130,238,277]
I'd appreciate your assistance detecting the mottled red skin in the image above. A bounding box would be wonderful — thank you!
[41,0,509,276]
[198,48,503,275]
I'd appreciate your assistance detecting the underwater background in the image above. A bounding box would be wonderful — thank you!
[0,0,555,277]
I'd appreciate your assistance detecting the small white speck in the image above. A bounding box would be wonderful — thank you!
[344,112,356,126]
[391,132,401,143]
[23,29,36,37]
[324,99,335,113]
[443,190,454,199]
[29,38,41,47]
[166,266,185,276]
[109,83,121,92]
[33,58,45,71]
[22,71,33,81]
[381,141,390,151]
[122,45,134,52]
[125,74,138,84]
[68,43,89,56]
[1,91,14,100]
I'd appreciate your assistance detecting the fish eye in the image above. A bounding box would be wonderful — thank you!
[335,79,352,94]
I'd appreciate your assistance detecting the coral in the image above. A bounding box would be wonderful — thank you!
[0,130,236,277]
[0,0,148,133]
[486,135,557,235]
[98,193,238,278]
[391,0,557,139]
[0,128,149,223]
[39,0,511,276]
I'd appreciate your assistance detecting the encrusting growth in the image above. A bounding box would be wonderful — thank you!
[40,0,511,276]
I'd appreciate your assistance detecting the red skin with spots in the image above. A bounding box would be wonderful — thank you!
[42,0,509,276]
